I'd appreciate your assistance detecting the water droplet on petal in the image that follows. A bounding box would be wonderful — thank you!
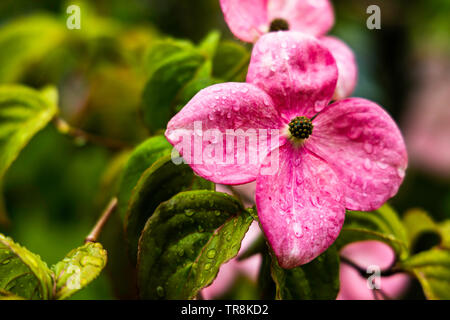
[364,142,373,154]
[293,222,303,238]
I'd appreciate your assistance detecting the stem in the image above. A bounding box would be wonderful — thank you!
[54,117,131,151]
[340,255,399,277]
[85,198,118,243]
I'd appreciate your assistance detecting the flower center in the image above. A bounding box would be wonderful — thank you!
[288,116,313,140]
[269,18,290,32]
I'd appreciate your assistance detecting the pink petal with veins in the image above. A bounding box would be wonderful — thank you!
[268,0,334,37]
[307,98,408,211]
[220,0,269,42]
[320,36,358,100]
[256,144,345,268]
[165,83,284,185]
[247,32,338,122]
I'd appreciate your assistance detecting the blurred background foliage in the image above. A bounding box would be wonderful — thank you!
[0,0,448,299]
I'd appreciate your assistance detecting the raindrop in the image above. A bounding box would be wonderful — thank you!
[204,263,211,271]
[206,249,216,259]
[293,222,303,238]
[184,209,195,217]
[397,168,405,179]
[363,142,373,154]
[364,158,372,170]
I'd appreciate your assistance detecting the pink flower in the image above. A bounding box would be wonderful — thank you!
[403,55,450,177]
[165,32,407,268]
[219,0,357,100]
[338,241,410,300]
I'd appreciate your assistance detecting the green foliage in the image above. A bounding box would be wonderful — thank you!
[0,233,107,300]
[141,32,250,132]
[212,41,250,82]
[270,245,340,300]
[52,242,108,300]
[0,233,53,300]
[0,85,58,180]
[0,15,67,83]
[336,204,409,260]
[117,135,172,220]
[400,249,450,300]
[125,155,214,264]
[137,190,253,299]
[141,41,208,132]
[403,209,450,250]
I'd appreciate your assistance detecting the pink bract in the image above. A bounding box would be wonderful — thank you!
[338,241,410,300]
[220,0,357,99]
[165,32,407,268]
[220,0,334,41]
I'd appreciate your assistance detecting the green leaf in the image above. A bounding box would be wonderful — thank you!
[117,136,172,219]
[212,41,250,82]
[0,85,58,180]
[0,15,67,83]
[336,204,409,260]
[125,155,213,263]
[141,49,207,132]
[403,209,450,250]
[137,190,253,299]
[52,242,108,300]
[0,289,24,300]
[270,245,340,300]
[145,39,195,75]
[198,31,221,58]
[399,249,450,300]
[0,233,53,300]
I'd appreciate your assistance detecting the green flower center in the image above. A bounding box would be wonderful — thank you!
[289,116,313,140]
[269,18,290,32]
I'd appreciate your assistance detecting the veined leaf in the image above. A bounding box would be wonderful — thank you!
[0,85,59,180]
[336,204,409,260]
[212,41,250,82]
[270,245,340,300]
[125,155,213,263]
[141,49,206,132]
[399,249,450,300]
[52,242,107,300]
[0,233,53,300]
[403,209,450,250]
[117,135,172,220]
[137,190,253,299]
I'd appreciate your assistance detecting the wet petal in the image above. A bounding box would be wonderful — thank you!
[256,144,345,268]
[220,0,269,42]
[165,83,284,185]
[320,36,358,100]
[307,98,408,211]
[268,0,334,37]
[247,32,338,122]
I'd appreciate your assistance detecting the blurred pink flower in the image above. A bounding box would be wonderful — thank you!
[403,55,450,177]
[219,0,357,99]
[166,32,407,268]
[338,241,410,300]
